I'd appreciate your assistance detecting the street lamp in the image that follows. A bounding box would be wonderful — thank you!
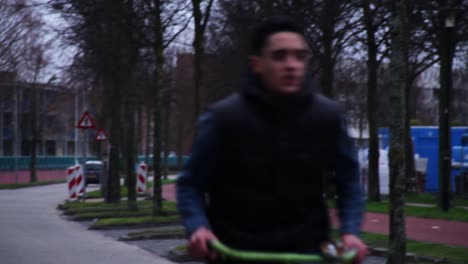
[438,5,458,212]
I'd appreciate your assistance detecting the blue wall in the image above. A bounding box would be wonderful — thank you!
[378,126,468,192]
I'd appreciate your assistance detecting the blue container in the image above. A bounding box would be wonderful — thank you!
[378,126,468,193]
[451,146,468,165]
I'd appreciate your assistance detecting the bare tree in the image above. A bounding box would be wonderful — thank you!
[388,0,409,262]
[140,0,191,215]
[28,49,47,183]
[55,0,142,203]
[302,0,361,98]
[192,0,214,118]
[1,2,51,183]
[360,0,392,201]
[0,0,43,72]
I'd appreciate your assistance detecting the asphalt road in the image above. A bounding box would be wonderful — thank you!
[0,183,174,264]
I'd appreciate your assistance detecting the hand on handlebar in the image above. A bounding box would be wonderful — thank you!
[188,227,218,261]
[341,234,368,264]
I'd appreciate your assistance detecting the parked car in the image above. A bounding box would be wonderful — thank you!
[84,160,103,185]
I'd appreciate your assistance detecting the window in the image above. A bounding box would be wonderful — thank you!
[67,141,75,156]
[45,115,56,130]
[21,140,31,156]
[20,114,31,138]
[3,140,13,156]
[45,140,56,156]
[3,112,12,127]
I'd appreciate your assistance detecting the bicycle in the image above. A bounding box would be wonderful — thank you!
[208,240,357,263]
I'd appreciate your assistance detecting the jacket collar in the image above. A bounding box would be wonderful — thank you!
[241,70,316,116]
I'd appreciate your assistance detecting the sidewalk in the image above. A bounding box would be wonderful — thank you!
[162,183,468,248]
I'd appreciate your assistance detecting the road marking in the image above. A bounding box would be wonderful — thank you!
[432,226,440,229]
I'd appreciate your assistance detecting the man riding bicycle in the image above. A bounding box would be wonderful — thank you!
[177,16,368,264]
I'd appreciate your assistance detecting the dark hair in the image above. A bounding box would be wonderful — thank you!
[250,16,304,55]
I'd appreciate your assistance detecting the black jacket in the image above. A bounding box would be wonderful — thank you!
[206,73,344,252]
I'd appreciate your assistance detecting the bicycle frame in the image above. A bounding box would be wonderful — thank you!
[209,240,357,263]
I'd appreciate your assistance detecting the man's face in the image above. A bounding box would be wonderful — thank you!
[251,32,309,94]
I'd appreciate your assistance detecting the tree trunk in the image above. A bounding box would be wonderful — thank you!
[177,113,184,170]
[264,0,273,17]
[404,78,415,185]
[137,97,143,155]
[106,79,122,204]
[388,1,408,263]
[122,103,129,187]
[192,0,213,118]
[125,76,138,211]
[152,0,164,215]
[152,85,163,215]
[193,25,204,118]
[29,58,42,183]
[319,0,337,98]
[362,0,380,201]
[163,89,170,179]
[29,85,38,183]
[438,2,454,211]
[145,105,151,166]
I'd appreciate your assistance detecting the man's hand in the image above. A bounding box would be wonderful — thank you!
[341,234,368,264]
[188,227,218,261]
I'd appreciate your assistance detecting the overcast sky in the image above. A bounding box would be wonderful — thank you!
[31,0,77,83]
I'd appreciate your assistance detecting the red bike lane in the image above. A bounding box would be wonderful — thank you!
[163,184,468,248]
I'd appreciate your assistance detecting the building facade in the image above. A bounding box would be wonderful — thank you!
[0,72,78,157]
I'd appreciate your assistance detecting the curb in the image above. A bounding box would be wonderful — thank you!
[119,233,185,241]
[70,212,150,221]
[167,248,193,263]
[119,226,185,241]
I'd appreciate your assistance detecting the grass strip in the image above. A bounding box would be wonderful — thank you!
[85,179,175,199]
[365,201,468,222]
[70,203,178,220]
[121,227,186,241]
[327,200,468,222]
[126,227,185,237]
[162,179,177,185]
[86,187,150,199]
[358,232,468,264]
[60,200,175,211]
[0,179,66,189]
[405,192,468,207]
[61,200,150,210]
[71,209,155,221]
[63,203,154,215]
[90,214,180,229]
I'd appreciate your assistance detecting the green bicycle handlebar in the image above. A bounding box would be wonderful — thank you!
[208,240,357,263]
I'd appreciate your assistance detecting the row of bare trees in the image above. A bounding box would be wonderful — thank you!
[48,0,216,216]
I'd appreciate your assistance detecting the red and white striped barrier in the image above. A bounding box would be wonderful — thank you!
[67,166,77,200]
[75,165,86,196]
[137,162,147,194]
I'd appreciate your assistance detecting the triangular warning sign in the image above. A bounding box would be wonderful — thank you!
[76,111,96,129]
[95,128,107,141]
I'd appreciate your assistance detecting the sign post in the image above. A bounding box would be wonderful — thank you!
[76,111,96,164]
[95,128,108,161]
